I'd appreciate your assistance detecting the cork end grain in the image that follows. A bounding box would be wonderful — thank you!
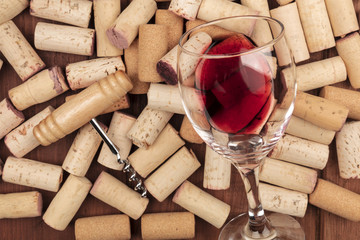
[336,121,360,179]
[5,98,24,120]
[156,60,177,85]
[106,27,129,49]
[89,171,105,196]
[35,191,43,217]
[49,66,68,94]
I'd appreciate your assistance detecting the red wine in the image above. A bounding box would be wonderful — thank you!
[195,34,273,134]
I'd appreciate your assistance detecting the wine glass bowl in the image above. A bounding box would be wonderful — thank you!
[178,16,295,164]
[177,16,300,240]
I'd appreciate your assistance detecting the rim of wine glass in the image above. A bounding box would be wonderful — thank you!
[178,15,285,58]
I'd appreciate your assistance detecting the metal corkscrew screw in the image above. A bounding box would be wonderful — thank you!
[90,118,148,198]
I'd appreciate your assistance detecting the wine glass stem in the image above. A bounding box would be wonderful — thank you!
[236,162,275,238]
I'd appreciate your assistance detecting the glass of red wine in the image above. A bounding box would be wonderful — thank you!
[177,16,303,240]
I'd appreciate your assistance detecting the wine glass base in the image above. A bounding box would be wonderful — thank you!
[218,213,305,240]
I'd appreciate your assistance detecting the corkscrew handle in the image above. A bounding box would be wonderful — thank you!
[90,118,148,198]
[33,71,133,146]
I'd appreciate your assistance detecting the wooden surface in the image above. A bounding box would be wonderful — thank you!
[0,1,359,239]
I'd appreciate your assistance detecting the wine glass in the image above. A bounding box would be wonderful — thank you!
[177,16,302,240]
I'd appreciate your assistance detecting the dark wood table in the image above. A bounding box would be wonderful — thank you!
[0,1,359,239]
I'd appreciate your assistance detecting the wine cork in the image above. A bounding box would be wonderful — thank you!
[245,94,276,135]
[168,0,202,20]
[66,57,125,90]
[9,66,69,111]
[296,0,335,53]
[269,134,329,170]
[93,0,123,57]
[260,158,317,194]
[155,9,184,50]
[65,94,130,115]
[129,124,185,178]
[173,180,231,229]
[138,24,168,83]
[320,86,360,120]
[293,91,349,131]
[282,56,346,91]
[75,215,131,240]
[145,147,201,202]
[157,32,212,85]
[124,39,150,94]
[183,76,196,90]
[336,32,360,89]
[141,212,195,240]
[266,53,279,76]
[309,179,360,222]
[34,22,95,56]
[0,0,28,25]
[268,22,292,67]
[180,115,203,144]
[203,145,231,190]
[336,121,360,179]
[30,0,92,28]
[268,105,288,122]
[197,0,258,36]
[90,171,149,220]
[178,32,212,83]
[0,20,45,81]
[2,156,63,192]
[276,0,293,5]
[186,19,234,40]
[181,87,207,114]
[127,106,173,148]
[147,83,185,114]
[97,112,135,170]
[240,0,269,18]
[285,115,336,145]
[106,0,157,49]
[241,0,273,48]
[5,106,54,158]
[0,98,24,139]
[43,175,92,231]
[62,123,106,177]
[123,41,146,94]
[0,191,42,219]
[33,71,133,146]
[270,2,310,64]
[278,85,296,109]
[324,0,359,37]
[212,128,229,147]
[259,183,308,218]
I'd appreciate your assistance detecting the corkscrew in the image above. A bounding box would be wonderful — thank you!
[90,118,148,198]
